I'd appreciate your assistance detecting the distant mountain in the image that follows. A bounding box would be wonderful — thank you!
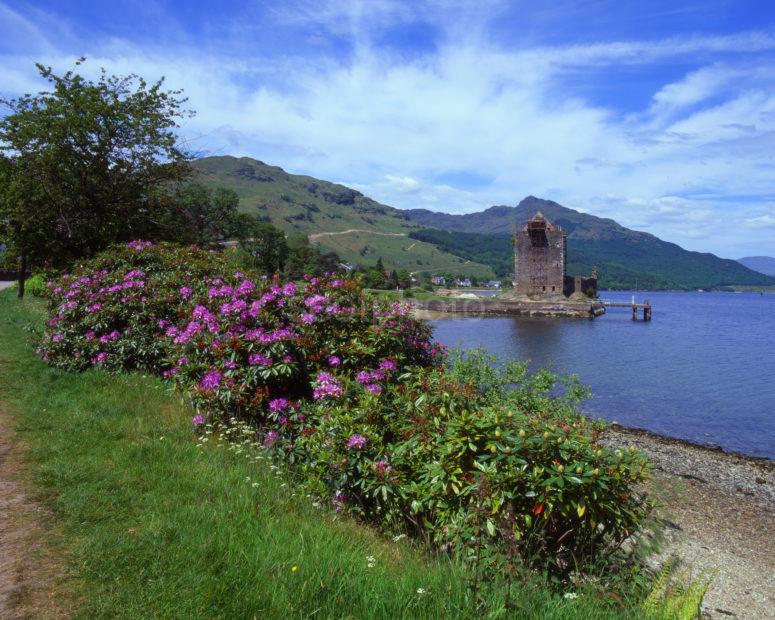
[737,256,775,277]
[190,156,494,278]
[406,197,775,290]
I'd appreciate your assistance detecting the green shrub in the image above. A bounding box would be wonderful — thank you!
[279,351,652,578]
[26,273,48,296]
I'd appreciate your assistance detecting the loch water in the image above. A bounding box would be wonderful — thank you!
[430,291,775,459]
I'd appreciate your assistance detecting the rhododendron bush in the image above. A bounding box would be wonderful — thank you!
[37,241,651,578]
[38,242,228,372]
[38,241,440,414]
[171,270,440,423]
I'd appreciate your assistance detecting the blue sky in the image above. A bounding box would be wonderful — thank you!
[2,0,775,257]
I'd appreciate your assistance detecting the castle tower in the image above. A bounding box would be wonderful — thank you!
[514,211,567,297]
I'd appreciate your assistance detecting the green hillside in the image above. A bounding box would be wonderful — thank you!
[191,156,493,278]
[406,197,775,290]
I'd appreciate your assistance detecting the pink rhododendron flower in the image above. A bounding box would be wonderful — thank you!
[312,371,343,400]
[248,353,272,366]
[199,370,222,390]
[192,415,205,426]
[235,280,255,297]
[347,434,367,449]
[328,355,341,367]
[263,430,279,448]
[268,398,289,412]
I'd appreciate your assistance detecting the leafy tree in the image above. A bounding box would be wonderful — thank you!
[284,234,341,279]
[236,220,289,275]
[173,182,242,246]
[396,269,411,288]
[0,59,192,296]
[0,155,55,297]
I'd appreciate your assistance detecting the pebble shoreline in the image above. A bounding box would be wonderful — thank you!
[603,424,774,619]
[603,424,774,512]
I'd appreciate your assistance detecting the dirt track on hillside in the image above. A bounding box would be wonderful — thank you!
[308,228,407,241]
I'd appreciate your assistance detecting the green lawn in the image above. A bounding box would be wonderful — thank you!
[0,291,642,619]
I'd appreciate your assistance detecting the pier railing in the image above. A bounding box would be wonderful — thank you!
[600,299,652,321]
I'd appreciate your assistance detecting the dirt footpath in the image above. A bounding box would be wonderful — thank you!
[0,401,65,619]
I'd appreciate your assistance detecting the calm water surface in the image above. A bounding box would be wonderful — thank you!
[430,291,775,458]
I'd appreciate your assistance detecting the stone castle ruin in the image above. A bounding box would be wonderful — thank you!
[513,212,597,299]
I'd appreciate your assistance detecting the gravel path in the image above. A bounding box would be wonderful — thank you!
[603,426,775,619]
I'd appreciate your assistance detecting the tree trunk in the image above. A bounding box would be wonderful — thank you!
[17,250,27,299]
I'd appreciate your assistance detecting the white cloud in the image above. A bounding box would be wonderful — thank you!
[1,2,775,256]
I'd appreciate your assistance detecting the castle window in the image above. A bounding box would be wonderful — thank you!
[552,286,555,292]
[542,286,546,291]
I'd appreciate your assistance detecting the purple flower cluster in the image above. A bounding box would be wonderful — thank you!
[99,330,121,344]
[126,240,154,251]
[312,371,343,400]
[199,369,222,390]
[347,434,368,449]
[268,398,290,412]
[248,353,272,366]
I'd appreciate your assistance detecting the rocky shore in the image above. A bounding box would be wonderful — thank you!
[602,425,774,619]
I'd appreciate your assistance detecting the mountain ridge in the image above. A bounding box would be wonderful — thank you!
[191,156,775,289]
[737,256,775,277]
[404,197,775,289]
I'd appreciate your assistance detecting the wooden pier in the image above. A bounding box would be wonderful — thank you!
[601,300,652,321]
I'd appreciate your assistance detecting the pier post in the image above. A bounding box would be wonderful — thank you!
[632,305,638,320]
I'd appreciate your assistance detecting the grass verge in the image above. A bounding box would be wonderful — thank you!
[0,291,642,618]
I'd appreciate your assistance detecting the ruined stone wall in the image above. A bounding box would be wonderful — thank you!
[563,275,598,298]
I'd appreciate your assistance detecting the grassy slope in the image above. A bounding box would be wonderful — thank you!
[0,291,638,619]
[191,156,494,278]
[405,198,775,290]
